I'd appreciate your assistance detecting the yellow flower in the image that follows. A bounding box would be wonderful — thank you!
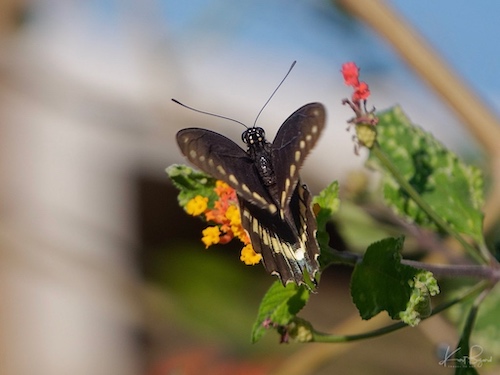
[225,204,249,244]
[240,244,262,265]
[225,205,240,225]
[185,195,208,216]
[201,226,221,248]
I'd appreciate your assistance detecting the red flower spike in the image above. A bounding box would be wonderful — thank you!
[352,81,370,101]
[341,62,360,86]
[341,61,378,153]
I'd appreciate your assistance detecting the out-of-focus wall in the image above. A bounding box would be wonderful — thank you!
[0,2,179,374]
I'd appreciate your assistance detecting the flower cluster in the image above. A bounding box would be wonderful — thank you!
[341,62,378,152]
[399,271,440,327]
[342,62,371,102]
[184,181,262,265]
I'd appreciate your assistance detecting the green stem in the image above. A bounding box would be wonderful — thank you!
[371,143,486,264]
[311,280,489,343]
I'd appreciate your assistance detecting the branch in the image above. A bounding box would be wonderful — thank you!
[329,248,499,281]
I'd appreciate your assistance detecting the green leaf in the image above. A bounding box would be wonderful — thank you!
[312,181,339,267]
[454,364,479,375]
[454,335,480,375]
[452,290,485,375]
[468,284,500,360]
[448,283,500,367]
[166,164,218,207]
[367,106,484,244]
[350,236,420,320]
[313,181,340,223]
[251,281,310,343]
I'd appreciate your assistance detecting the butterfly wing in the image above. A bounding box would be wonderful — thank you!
[287,181,320,282]
[240,182,319,285]
[271,102,325,219]
[177,128,277,213]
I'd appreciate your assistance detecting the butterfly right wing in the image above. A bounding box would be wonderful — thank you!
[239,183,319,286]
[176,128,277,213]
[271,103,325,220]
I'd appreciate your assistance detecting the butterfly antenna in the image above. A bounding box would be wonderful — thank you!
[253,60,296,127]
[172,98,248,129]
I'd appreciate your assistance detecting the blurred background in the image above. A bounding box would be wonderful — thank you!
[0,0,498,374]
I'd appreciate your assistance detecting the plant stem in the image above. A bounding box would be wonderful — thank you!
[371,143,486,264]
[401,259,498,280]
[311,280,489,343]
[329,248,498,281]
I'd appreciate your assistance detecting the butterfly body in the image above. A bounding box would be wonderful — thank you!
[243,127,276,188]
[176,103,326,286]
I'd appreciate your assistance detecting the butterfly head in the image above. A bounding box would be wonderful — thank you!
[242,127,267,146]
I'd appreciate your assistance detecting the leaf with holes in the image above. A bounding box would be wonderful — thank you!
[367,106,484,244]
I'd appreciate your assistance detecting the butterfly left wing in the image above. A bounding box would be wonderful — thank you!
[271,103,325,220]
[177,128,278,214]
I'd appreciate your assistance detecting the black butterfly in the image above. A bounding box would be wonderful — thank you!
[176,103,326,286]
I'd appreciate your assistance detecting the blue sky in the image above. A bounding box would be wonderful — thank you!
[155,0,500,107]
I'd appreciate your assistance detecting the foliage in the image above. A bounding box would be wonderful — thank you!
[367,107,484,245]
[251,281,310,343]
[351,236,420,321]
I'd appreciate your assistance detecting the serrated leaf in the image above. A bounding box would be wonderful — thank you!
[166,164,218,207]
[367,107,484,244]
[251,281,310,343]
[312,181,339,265]
[350,236,420,320]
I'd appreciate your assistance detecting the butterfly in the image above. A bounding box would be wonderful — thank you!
[176,102,326,286]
